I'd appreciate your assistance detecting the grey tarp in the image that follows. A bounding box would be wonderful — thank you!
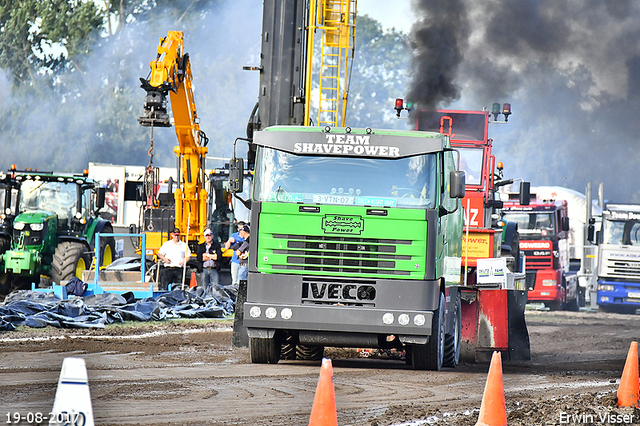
[0,285,236,331]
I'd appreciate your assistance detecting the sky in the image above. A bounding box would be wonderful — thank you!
[356,0,416,32]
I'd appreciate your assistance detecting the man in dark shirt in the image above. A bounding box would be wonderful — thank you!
[196,228,223,296]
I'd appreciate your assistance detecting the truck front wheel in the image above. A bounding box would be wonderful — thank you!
[412,292,445,371]
[250,335,281,364]
[443,291,461,368]
[51,241,90,285]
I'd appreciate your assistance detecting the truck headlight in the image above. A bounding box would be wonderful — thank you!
[598,284,615,292]
[542,279,557,286]
[13,222,25,230]
[30,223,44,231]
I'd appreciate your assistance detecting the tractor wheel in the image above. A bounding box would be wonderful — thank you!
[0,271,12,296]
[250,335,281,364]
[51,241,90,285]
[412,292,445,371]
[443,291,461,368]
[99,224,116,268]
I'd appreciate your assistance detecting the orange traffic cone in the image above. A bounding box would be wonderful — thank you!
[475,351,507,426]
[618,341,639,408]
[189,271,197,289]
[308,358,338,426]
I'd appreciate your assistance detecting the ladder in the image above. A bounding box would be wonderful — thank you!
[305,0,356,127]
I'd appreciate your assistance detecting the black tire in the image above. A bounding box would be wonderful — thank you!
[563,295,580,311]
[296,344,324,361]
[0,271,13,296]
[443,291,461,368]
[545,300,562,311]
[99,224,116,268]
[250,336,281,364]
[51,241,90,285]
[412,292,445,371]
[280,333,297,360]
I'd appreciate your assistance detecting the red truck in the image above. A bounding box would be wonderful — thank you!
[501,199,579,310]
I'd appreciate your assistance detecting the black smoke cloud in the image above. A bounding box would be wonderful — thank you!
[407,0,640,203]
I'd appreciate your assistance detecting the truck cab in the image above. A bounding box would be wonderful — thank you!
[502,199,579,310]
[596,204,640,313]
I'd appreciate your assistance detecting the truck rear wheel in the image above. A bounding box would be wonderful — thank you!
[250,336,281,364]
[443,291,461,368]
[412,292,445,371]
[296,344,324,361]
[51,241,90,285]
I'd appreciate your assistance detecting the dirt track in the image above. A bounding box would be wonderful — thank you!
[1,309,639,425]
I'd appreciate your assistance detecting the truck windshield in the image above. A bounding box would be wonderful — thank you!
[502,212,555,237]
[254,147,437,208]
[19,181,78,222]
[602,219,640,245]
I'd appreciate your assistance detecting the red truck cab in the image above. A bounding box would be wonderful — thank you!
[501,199,579,310]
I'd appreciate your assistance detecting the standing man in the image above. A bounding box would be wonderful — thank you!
[157,227,191,291]
[196,228,222,296]
[236,225,250,282]
[224,221,246,287]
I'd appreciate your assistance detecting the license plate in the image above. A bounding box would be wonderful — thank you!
[627,292,640,299]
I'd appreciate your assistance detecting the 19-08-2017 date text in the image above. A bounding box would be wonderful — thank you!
[5,411,87,425]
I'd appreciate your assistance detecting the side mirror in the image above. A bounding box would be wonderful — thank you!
[229,157,244,193]
[562,216,570,232]
[519,181,531,206]
[96,187,106,210]
[450,171,465,199]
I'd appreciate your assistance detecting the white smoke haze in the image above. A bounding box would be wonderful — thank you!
[0,0,262,172]
[408,0,640,203]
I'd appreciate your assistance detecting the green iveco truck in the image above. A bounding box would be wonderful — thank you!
[238,126,465,370]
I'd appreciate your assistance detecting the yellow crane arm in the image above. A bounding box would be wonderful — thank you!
[138,30,208,244]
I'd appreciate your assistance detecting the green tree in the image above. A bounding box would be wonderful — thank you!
[0,0,102,87]
[346,15,411,129]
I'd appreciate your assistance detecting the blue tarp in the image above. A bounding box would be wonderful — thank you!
[0,286,237,331]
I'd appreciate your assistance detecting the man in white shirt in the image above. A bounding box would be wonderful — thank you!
[157,227,191,290]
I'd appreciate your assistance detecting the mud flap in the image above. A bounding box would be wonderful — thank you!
[507,289,531,361]
[232,279,249,348]
[459,288,531,362]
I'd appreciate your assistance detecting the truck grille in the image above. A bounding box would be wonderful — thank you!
[13,229,43,246]
[601,257,640,279]
[268,234,413,276]
[521,250,553,269]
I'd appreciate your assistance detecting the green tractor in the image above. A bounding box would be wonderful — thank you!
[1,170,115,289]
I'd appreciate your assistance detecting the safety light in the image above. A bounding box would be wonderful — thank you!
[405,102,413,112]
[491,102,501,121]
[281,308,292,320]
[394,98,404,117]
[265,307,277,319]
[502,103,511,122]
[497,162,504,171]
[398,314,410,325]
[10,164,16,171]
[413,314,426,326]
